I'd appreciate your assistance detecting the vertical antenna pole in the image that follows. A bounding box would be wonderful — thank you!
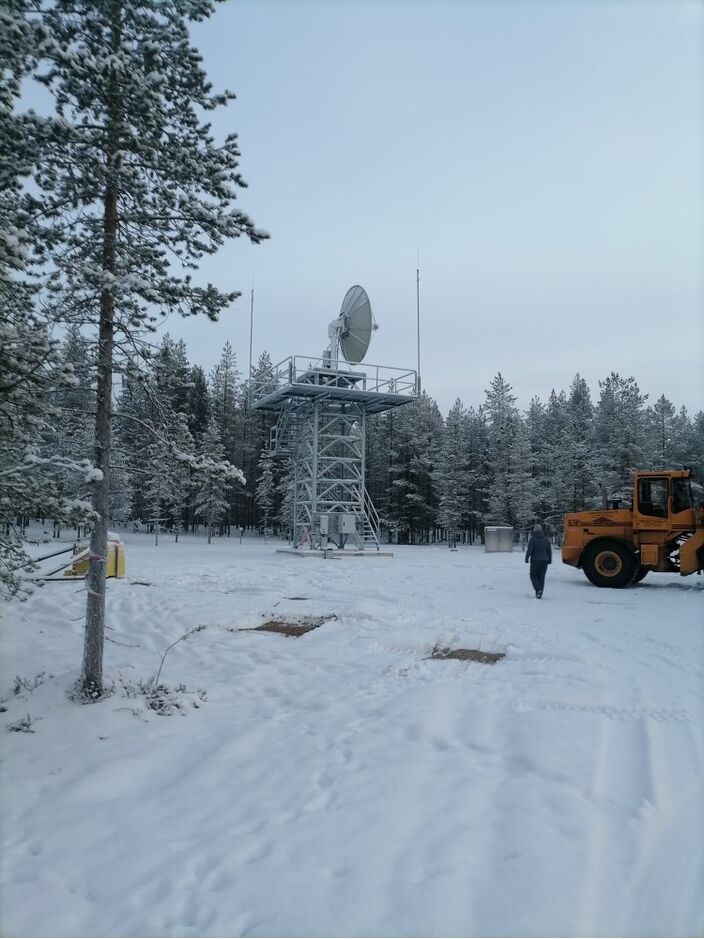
[248,283,254,406]
[246,282,255,529]
[416,250,421,394]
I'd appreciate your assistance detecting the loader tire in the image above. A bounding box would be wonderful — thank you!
[631,565,649,584]
[582,541,636,588]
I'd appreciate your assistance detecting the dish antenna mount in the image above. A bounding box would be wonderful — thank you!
[324,285,378,366]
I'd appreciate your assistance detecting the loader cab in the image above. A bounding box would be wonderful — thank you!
[672,477,694,514]
[634,472,694,531]
[670,476,698,532]
[636,476,668,519]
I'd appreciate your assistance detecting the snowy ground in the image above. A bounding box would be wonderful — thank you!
[1,530,703,938]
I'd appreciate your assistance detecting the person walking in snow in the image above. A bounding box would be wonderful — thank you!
[525,523,552,598]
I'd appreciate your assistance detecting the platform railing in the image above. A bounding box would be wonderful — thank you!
[250,355,418,406]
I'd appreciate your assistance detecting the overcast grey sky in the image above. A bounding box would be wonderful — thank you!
[168,0,703,415]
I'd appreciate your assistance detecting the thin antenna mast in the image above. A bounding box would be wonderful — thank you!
[247,281,254,406]
[416,250,421,394]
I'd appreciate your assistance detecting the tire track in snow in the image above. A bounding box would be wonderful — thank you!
[619,695,704,936]
[457,703,613,936]
[577,715,657,936]
[578,625,704,682]
[514,700,692,723]
[623,717,704,935]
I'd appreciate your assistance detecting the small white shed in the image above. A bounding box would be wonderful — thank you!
[484,526,514,552]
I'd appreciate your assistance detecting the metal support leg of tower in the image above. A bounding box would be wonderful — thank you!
[291,399,380,549]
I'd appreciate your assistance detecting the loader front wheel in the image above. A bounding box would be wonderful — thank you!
[582,541,636,588]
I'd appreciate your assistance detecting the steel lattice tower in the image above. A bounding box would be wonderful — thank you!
[251,356,416,549]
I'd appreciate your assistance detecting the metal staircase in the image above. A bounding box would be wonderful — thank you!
[269,398,296,457]
[361,487,381,548]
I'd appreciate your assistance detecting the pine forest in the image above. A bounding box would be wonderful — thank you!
[6,323,704,553]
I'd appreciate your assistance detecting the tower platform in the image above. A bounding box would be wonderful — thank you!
[251,355,417,415]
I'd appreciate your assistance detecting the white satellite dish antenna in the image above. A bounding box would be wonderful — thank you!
[325,285,378,366]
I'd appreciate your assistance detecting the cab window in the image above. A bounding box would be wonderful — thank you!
[671,478,692,514]
[637,477,668,517]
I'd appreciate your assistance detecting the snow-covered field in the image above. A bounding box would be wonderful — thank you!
[1,530,703,938]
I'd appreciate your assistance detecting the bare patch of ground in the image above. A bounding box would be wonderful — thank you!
[427,646,505,665]
[243,615,335,638]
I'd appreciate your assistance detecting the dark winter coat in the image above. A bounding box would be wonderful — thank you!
[525,534,552,564]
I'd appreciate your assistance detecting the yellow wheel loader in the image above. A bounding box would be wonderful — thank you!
[561,469,704,587]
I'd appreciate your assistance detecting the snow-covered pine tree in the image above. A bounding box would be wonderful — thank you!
[210,341,242,531]
[26,0,267,694]
[255,449,276,535]
[276,460,295,541]
[0,308,97,596]
[594,373,648,504]
[246,352,277,450]
[463,406,489,542]
[540,389,571,524]
[525,395,546,518]
[436,398,470,546]
[387,406,416,543]
[239,351,278,528]
[145,336,196,537]
[143,440,165,545]
[41,327,95,511]
[193,417,242,543]
[564,373,597,510]
[646,394,677,470]
[505,416,539,535]
[481,373,538,532]
[143,419,186,546]
[365,410,393,535]
[388,393,443,543]
[248,351,277,401]
[482,373,519,526]
[1,14,94,595]
[113,371,149,522]
[210,341,240,461]
[681,411,704,486]
[114,360,196,538]
[169,414,196,541]
[156,335,192,418]
[108,431,132,527]
[417,396,445,542]
[186,365,210,448]
[669,407,704,486]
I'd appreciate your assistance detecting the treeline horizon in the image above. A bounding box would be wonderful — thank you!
[38,327,704,545]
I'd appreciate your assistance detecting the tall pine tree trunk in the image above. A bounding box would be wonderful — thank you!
[82,198,115,693]
[82,4,120,695]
